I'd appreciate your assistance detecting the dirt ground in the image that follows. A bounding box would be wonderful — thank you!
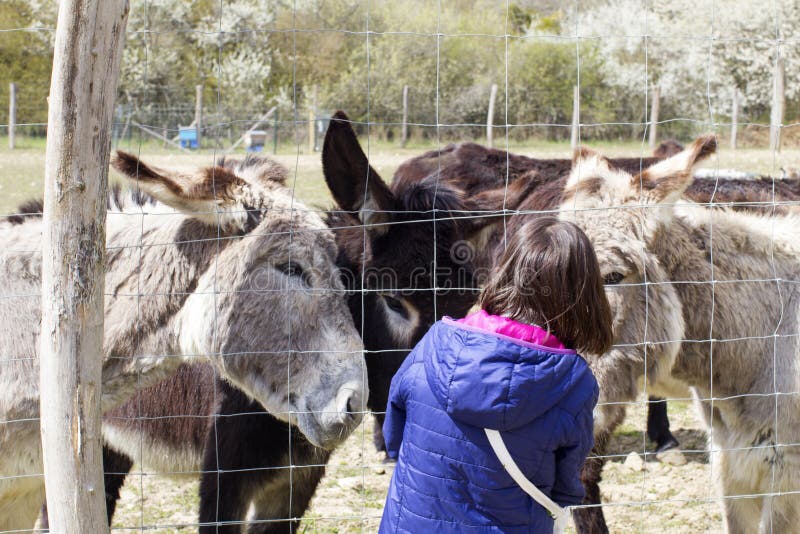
[109,398,723,533]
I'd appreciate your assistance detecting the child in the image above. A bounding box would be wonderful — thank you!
[379,217,613,533]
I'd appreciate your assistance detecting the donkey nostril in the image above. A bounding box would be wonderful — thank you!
[341,390,362,423]
[336,382,365,426]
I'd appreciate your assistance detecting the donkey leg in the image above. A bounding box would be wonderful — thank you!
[646,397,679,452]
[199,380,329,534]
[39,446,132,530]
[103,445,133,523]
[715,449,763,534]
[199,464,251,534]
[365,350,407,455]
[245,417,330,533]
[40,502,49,531]
[372,415,387,454]
[200,422,327,534]
[246,459,327,534]
[0,484,45,533]
[198,391,269,533]
[761,495,798,534]
[720,489,762,534]
[572,448,609,534]
[573,401,625,534]
[761,493,799,534]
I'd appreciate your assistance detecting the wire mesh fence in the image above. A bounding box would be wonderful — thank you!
[1,0,800,532]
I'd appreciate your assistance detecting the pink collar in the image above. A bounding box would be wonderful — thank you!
[455,309,568,350]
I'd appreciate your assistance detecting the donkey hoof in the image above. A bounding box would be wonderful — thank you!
[655,436,680,454]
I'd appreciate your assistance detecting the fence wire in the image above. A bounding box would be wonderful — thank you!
[0,0,799,533]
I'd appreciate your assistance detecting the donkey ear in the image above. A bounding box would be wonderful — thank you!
[111,151,253,230]
[322,111,396,237]
[567,146,611,189]
[634,135,717,203]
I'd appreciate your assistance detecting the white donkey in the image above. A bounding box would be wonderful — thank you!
[0,152,366,531]
[560,137,800,533]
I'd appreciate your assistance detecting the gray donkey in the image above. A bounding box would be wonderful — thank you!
[558,137,800,533]
[0,152,366,531]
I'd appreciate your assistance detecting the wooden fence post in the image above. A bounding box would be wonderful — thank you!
[308,84,317,153]
[273,108,279,154]
[487,83,498,148]
[40,1,128,533]
[8,82,16,149]
[730,88,739,151]
[649,85,661,150]
[401,85,409,147]
[770,54,785,153]
[570,85,580,151]
[195,84,203,149]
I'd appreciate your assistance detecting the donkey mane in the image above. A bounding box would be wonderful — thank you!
[3,182,159,226]
[676,201,800,258]
[4,198,44,225]
[216,153,288,186]
[4,183,159,225]
[397,175,466,215]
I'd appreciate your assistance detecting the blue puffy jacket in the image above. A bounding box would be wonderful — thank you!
[379,318,598,533]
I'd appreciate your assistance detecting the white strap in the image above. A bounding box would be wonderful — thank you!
[484,428,571,534]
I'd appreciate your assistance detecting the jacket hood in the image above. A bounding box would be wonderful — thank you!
[424,319,595,431]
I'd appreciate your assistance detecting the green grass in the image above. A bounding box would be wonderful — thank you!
[4,133,800,216]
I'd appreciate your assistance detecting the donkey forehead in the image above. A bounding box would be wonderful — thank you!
[246,207,338,262]
[562,167,640,209]
[560,206,649,270]
[561,202,645,241]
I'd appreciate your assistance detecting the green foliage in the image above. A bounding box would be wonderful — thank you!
[0,1,615,142]
[318,0,506,140]
[0,0,53,132]
[504,40,613,140]
[509,4,533,35]
[533,11,562,34]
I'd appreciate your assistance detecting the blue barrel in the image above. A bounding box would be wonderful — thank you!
[179,127,198,149]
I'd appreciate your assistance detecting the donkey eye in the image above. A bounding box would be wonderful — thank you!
[603,272,625,285]
[383,295,408,318]
[277,262,311,287]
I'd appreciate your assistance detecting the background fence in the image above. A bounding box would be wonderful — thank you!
[1,0,800,533]
[3,1,800,151]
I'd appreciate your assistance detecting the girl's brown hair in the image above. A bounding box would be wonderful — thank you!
[478,217,613,354]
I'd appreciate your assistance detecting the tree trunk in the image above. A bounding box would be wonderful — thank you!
[40,1,129,533]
